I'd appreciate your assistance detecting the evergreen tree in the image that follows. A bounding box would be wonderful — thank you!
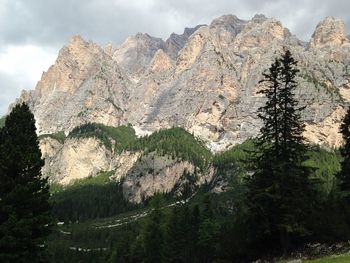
[163,204,201,263]
[0,103,52,262]
[197,195,219,263]
[163,206,184,263]
[338,106,350,193]
[247,50,314,253]
[140,194,165,263]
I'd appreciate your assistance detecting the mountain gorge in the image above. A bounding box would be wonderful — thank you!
[9,14,350,200]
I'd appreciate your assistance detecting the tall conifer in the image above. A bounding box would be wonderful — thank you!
[247,50,314,253]
[338,107,350,192]
[0,103,52,262]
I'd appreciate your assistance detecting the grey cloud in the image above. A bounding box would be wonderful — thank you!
[1,0,350,48]
[0,72,28,116]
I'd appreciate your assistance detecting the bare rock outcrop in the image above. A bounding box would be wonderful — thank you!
[309,16,349,49]
[13,35,130,134]
[40,137,116,185]
[165,25,204,59]
[122,153,213,203]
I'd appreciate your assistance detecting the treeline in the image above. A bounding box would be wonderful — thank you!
[69,123,136,152]
[129,127,212,170]
[51,173,139,222]
[68,124,212,169]
[110,194,221,263]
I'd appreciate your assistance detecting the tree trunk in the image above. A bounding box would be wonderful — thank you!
[280,230,291,255]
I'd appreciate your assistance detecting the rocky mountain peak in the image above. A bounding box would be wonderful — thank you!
[209,14,247,36]
[12,14,350,153]
[35,35,104,97]
[103,42,114,56]
[233,16,288,51]
[69,34,86,45]
[309,16,349,48]
[251,14,268,23]
[165,25,204,59]
[113,32,165,81]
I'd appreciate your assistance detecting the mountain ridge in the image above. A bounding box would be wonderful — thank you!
[7,14,350,190]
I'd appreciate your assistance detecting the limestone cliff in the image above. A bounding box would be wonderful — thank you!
[9,14,350,197]
[40,136,117,185]
[16,14,350,150]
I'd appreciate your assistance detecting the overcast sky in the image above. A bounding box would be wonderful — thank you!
[1,0,350,115]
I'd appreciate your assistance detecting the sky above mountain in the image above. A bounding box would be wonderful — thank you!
[0,0,350,115]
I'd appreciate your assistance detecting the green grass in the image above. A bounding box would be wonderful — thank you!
[279,254,350,262]
[306,254,350,262]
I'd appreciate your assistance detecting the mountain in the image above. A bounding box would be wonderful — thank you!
[9,14,350,200]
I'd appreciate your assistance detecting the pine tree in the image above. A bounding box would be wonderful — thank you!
[0,103,52,262]
[247,50,314,253]
[338,106,350,193]
[197,194,219,263]
[140,193,165,263]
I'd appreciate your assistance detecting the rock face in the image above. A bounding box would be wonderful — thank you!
[15,14,350,151]
[122,153,214,203]
[40,135,211,202]
[9,14,350,197]
[12,36,130,134]
[165,25,204,59]
[309,17,349,48]
[40,137,117,185]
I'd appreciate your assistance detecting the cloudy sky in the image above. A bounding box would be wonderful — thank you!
[1,0,350,115]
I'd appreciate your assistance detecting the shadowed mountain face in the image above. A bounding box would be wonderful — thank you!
[11,14,350,152]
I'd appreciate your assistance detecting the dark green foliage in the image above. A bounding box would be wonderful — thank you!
[305,146,341,194]
[315,106,350,243]
[38,131,66,144]
[214,139,256,169]
[131,127,212,170]
[196,195,220,263]
[337,106,350,193]
[51,174,138,222]
[247,50,315,253]
[69,123,137,152]
[163,204,201,263]
[0,103,52,262]
[213,139,256,188]
[139,194,166,263]
[48,222,140,263]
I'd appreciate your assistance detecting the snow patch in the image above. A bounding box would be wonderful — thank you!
[133,126,153,137]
